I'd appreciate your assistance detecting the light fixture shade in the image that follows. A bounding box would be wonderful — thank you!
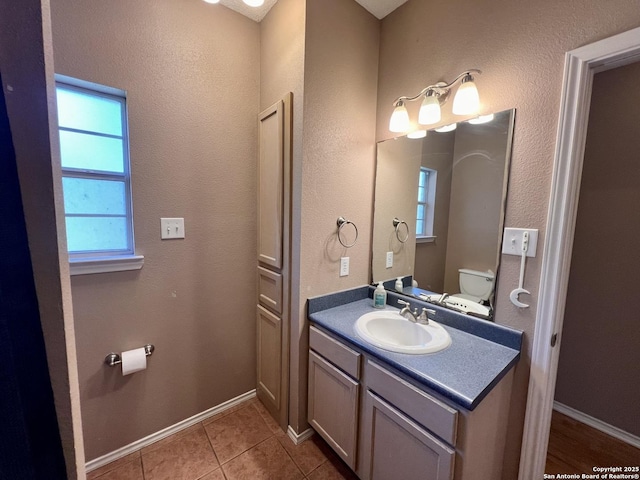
[468,113,494,125]
[407,129,427,139]
[243,0,264,6]
[452,76,480,115]
[389,103,410,133]
[418,93,441,125]
[203,0,220,3]
[435,123,457,133]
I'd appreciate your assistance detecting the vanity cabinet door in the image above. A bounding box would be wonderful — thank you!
[308,350,359,470]
[360,391,454,480]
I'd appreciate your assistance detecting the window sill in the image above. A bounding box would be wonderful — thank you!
[69,255,144,276]
[416,236,436,244]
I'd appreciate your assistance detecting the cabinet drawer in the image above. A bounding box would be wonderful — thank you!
[310,326,361,379]
[257,267,282,314]
[365,360,457,446]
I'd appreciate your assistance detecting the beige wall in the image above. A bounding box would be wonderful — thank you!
[0,0,85,477]
[554,62,640,437]
[377,1,640,477]
[293,0,380,431]
[51,0,260,460]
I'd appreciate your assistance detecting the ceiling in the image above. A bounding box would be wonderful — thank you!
[217,0,409,22]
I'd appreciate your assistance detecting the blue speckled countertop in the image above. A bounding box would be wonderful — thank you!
[307,287,523,411]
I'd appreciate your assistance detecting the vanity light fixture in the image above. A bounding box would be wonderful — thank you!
[468,113,495,125]
[407,129,427,139]
[388,69,482,133]
[435,123,457,133]
[203,0,220,3]
[243,0,265,6]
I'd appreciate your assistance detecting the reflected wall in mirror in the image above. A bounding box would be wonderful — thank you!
[371,109,515,319]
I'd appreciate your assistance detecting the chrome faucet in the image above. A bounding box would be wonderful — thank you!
[397,300,435,325]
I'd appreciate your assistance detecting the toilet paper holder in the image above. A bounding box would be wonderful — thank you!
[105,344,155,367]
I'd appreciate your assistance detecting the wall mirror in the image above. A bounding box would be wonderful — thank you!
[371,109,515,320]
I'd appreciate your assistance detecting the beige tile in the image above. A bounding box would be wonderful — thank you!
[306,453,359,480]
[222,437,303,480]
[197,467,226,480]
[141,423,203,455]
[142,424,219,480]
[252,399,282,434]
[89,456,144,480]
[275,432,331,475]
[87,452,141,480]
[204,403,273,464]
[203,398,256,426]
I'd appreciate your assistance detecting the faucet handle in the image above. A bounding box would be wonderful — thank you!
[397,299,410,307]
[418,308,436,324]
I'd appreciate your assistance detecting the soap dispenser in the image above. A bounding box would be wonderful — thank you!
[373,282,387,309]
[395,277,404,292]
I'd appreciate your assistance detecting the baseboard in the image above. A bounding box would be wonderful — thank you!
[86,390,257,472]
[553,401,640,449]
[287,425,314,445]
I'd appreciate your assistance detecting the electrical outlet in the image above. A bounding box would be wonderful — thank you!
[502,228,538,257]
[386,251,393,268]
[340,257,350,277]
[161,218,185,239]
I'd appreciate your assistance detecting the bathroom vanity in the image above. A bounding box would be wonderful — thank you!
[307,287,522,480]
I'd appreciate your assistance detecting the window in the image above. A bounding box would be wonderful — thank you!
[55,76,142,274]
[416,167,437,242]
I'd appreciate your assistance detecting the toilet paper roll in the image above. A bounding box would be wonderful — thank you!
[121,347,147,376]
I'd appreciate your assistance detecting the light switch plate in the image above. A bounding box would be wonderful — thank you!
[502,228,538,257]
[340,257,349,277]
[386,251,393,269]
[161,218,185,239]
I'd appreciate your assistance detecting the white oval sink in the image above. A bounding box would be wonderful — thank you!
[355,311,451,354]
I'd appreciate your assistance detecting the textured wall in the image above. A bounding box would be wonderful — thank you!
[0,0,85,477]
[51,0,260,460]
[377,1,640,477]
[554,62,640,437]
[294,0,380,431]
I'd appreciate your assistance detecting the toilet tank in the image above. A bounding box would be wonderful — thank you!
[458,269,495,301]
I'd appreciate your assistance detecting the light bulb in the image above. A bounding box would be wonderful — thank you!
[407,130,427,139]
[452,75,480,115]
[389,102,410,133]
[243,0,264,6]
[468,114,494,125]
[435,123,457,133]
[418,93,441,125]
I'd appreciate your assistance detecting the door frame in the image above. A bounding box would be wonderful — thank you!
[518,26,640,479]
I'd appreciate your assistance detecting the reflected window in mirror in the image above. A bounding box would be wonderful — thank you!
[416,167,437,243]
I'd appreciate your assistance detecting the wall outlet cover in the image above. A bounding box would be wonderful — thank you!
[340,257,349,277]
[386,251,393,269]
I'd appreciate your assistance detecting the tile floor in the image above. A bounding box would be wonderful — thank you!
[87,397,358,480]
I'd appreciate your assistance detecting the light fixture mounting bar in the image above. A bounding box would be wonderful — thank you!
[391,69,481,106]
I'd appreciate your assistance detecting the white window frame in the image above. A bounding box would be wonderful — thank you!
[55,74,143,275]
[416,167,437,243]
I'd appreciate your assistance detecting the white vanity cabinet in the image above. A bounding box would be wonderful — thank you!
[308,324,515,480]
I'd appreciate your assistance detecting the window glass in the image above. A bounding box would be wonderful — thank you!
[59,130,125,172]
[62,177,126,215]
[56,87,123,136]
[65,217,129,253]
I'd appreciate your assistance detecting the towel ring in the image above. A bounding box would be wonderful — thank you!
[337,217,358,248]
[393,218,410,243]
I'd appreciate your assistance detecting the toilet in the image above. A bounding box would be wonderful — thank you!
[457,268,494,303]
